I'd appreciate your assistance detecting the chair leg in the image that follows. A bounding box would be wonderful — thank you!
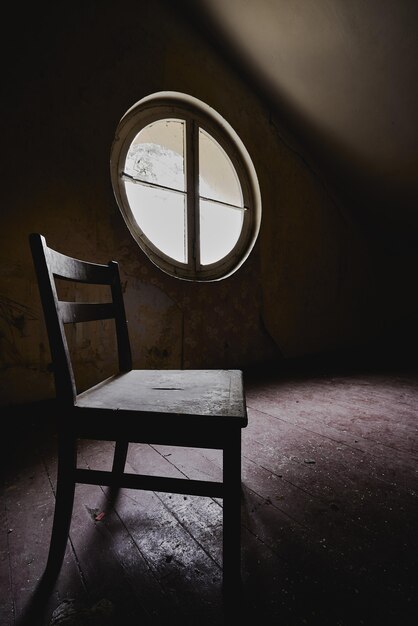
[44,435,77,579]
[222,429,242,605]
[104,440,129,508]
[112,440,129,476]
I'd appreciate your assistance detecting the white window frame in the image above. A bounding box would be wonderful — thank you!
[110,91,262,282]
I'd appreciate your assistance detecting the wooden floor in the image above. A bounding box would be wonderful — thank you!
[1,363,417,625]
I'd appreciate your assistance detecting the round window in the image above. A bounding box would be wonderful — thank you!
[110,92,261,281]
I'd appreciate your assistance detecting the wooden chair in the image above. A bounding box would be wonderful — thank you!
[29,232,247,603]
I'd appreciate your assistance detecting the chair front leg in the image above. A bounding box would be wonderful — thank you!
[222,429,242,603]
[45,435,77,579]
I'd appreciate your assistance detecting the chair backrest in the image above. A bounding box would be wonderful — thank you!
[29,233,132,405]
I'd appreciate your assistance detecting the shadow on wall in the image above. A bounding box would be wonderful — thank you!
[170,0,418,251]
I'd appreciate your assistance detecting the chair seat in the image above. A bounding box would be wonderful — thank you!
[72,370,247,442]
[76,369,245,418]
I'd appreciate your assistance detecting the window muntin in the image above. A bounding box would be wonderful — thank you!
[110,92,261,281]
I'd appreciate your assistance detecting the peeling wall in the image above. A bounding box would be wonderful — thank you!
[1,1,415,406]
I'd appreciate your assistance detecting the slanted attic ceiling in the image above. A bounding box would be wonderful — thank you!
[174,0,418,250]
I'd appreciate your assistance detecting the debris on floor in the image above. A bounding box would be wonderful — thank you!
[49,598,114,625]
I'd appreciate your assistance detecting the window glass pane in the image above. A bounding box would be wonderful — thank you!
[199,200,243,265]
[125,181,187,263]
[199,129,242,206]
[125,119,185,191]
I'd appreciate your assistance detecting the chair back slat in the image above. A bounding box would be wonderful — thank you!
[58,302,116,324]
[29,233,132,404]
[46,246,114,284]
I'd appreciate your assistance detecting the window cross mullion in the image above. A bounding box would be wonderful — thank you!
[186,118,200,270]
[121,172,186,196]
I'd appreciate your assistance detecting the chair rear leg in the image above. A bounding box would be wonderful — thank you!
[44,436,77,579]
[105,440,129,509]
[222,429,242,606]
[112,440,129,476]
